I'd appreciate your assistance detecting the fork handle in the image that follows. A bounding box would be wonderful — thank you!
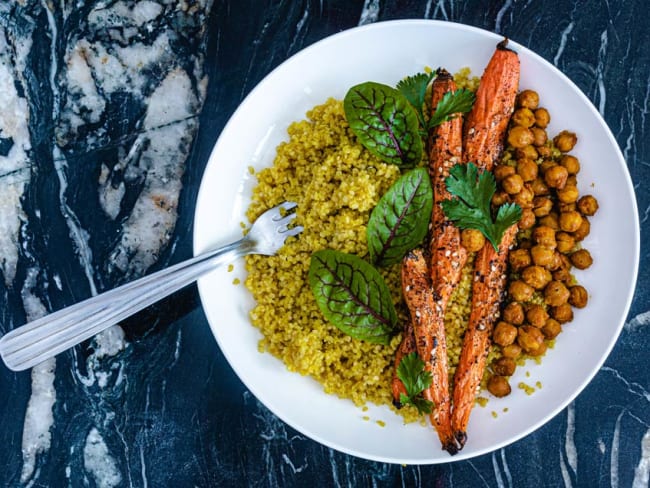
[0,238,252,371]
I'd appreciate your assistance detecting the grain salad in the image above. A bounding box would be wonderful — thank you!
[245,99,483,422]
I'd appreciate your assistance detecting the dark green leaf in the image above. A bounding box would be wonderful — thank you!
[396,71,435,127]
[309,250,397,344]
[441,162,522,250]
[428,88,475,128]
[367,168,433,266]
[344,82,423,168]
[397,352,434,415]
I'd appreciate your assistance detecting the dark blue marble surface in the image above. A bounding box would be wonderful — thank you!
[0,1,648,486]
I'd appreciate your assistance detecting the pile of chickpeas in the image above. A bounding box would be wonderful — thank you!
[485,89,599,398]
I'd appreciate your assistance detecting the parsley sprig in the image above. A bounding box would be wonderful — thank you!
[397,352,434,415]
[427,88,476,128]
[441,163,522,251]
[396,72,436,129]
[396,71,475,131]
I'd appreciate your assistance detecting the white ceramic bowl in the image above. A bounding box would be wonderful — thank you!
[193,20,639,464]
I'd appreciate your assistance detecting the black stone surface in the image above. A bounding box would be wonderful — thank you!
[0,1,648,486]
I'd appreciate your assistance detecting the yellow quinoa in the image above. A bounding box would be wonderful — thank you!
[245,98,477,421]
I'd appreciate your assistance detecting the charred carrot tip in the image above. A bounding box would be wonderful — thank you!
[455,431,467,448]
[443,440,460,456]
[435,67,452,79]
[497,38,515,52]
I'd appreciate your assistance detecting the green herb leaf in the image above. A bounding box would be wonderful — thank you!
[344,82,423,167]
[396,71,436,128]
[441,163,522,250]
[309,250,397,344]
[367,168,433,267]
[397,352,434,415]
[428,88,475,129]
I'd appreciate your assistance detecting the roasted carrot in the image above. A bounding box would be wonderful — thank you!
[452,226,517,447]
[391,71,468,454]
[463,40,520,168]
[451,40,520,447]
[400,249,458,454]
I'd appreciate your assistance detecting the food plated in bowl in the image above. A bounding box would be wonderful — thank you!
[193,20,639,463]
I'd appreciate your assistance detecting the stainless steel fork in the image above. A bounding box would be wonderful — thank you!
[0,202,303,371]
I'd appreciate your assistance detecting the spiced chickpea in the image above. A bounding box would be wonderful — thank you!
[461,228,486,252]
[509,249,532,272]
[554,130,578,152]
[492,357,516,376]
[502,344,523,359]
[544,165,569,189]
[503,301,525,325]
[553,266,572,283]
[494,165,515,181]
[530,177,550,196]
[503,174,524,194]
[556,232,576,253]
[515,144,539,161]
[566,175,578,187]
[542,318,562,339]
[530,127,548,146]
[487,376,511,397]
[522,265,552,290]
[533,225,557,249]
[508,126,534,148]
[517,158,538,182]
[513,186,534,208]
[569,285,589,308]
[537,145,552,158]
[558,185,580,204]
[549,250,564,271]
[570,249,593,269]
[526,304,549,327]
[558,202,577,213]
[528,341,548,357]
[534,107,550,127]
[577,195,599,216]
[509,280,535,302]
[533,197,553,217]
[538,213,560,230]
[560,155,580,174]
[519,208,536,230]
[531,245,555,268]
[572,218,591,241]
[517,325,545,354]
[559,211,583,232]
[492,191,510,206]
[544,280,570,307]
[512,108,536,128]
[539,159,557,175]
[493,321,518,346]
[517,89,540,109]
[551,303,574,323]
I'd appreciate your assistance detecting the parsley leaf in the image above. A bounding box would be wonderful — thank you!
[396,71,435,128]
[428,88,476,129]
[396,352,434,415]
[441,163,522,251]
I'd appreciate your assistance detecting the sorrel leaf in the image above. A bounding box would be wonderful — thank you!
[309,250,397,344]
[344,82,423,168]
[367,168,433,266]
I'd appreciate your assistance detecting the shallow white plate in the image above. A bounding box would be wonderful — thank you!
[193,20,639,464]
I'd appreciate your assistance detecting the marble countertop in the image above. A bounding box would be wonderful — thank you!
[0,1,648,486]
